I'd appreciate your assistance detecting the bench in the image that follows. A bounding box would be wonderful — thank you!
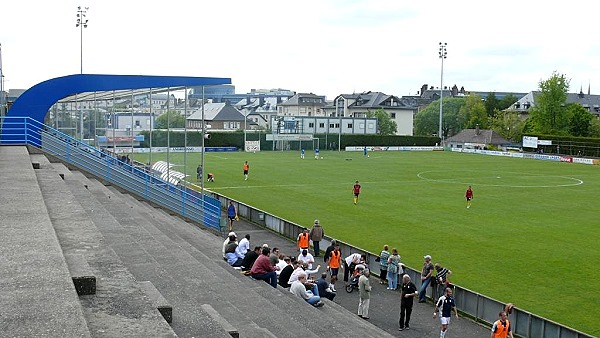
[139,281,173,324]
[64,253,96,296]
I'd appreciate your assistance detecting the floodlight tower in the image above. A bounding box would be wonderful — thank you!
[76,6,89,74]
[438,42,447,143]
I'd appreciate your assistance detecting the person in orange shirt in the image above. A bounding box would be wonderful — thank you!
[327,245,342,292]
[491,311,513,338]
[297,229,310,252]
[243,161,249,180]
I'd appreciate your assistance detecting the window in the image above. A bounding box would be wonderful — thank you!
[319,123,325,128]
[329,123,335,128]
[347,123,353,128]
[309,122,315,128]
[359,123,365,129]
[390,113,396,118]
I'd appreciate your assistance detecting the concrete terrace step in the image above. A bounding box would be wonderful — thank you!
[35,156,178,337]
[58,170,271,338]
[80,177,324,338]
[0,148,91,338]
[102,181,394,338]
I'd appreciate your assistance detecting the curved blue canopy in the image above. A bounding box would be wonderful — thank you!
[8,74,231,123]
[1,74,231,144]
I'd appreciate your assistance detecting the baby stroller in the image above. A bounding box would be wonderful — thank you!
[345,274,360,293]
[345,264,366,293]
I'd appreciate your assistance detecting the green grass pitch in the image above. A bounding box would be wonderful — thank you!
[134,150,599,335]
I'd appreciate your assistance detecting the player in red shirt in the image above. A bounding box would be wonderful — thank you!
[465,185,473,208]
[353,181,361,205]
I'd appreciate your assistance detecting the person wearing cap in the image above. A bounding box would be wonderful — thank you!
[357,268,372,319]
[309,219,324,257]
[419,255,434,303]
[222,232,237,261]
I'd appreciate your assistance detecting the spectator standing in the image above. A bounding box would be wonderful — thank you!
[387,248,400,290]
[327,245,342,292]
[196,164,203,180]
[309,219,324,257]
[419,255,434,303]
[323,240,337,263]
[491,311,514,338]
[227,201,237,232]
[434,287,459,338]
[398,274,418,331]
[357,268,372,319]
[250,247,278,288]
[378,244,390,285]
[297,229,310,252]
[343,253,364,283]
[434,263,452,300]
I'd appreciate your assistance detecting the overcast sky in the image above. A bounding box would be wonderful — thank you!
[1,0,598,100]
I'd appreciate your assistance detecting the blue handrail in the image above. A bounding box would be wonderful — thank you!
[0,116,222,231]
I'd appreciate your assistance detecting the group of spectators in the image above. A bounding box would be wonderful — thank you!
[222,231,332,308]
[221,230,514,337]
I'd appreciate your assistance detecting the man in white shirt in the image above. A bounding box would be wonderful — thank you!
[344,252,365,282]
[298,249,315,269]
[237,234,250,257]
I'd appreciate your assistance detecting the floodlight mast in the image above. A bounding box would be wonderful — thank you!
[438,42,447,144]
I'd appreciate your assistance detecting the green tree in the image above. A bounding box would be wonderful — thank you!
[414,97,466,137]
[491,111,525,142]
[498,94,519,111]
[528,72,571,134]
[589,119,600,137]
[460,94,488,129]
[484,92,499,118]
[567,103,594,137]
[367,108,397,135]
[155,110,185,129]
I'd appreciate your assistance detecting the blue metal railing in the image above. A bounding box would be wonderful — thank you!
[0,116,221,231]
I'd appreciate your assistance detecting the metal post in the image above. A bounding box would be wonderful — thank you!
[149,89,153,167]
[438,42,447,143]
[337,97,342,152]
[200,86,205,201]
[76,6,89,74]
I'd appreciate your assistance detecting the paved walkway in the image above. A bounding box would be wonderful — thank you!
[231,220,490,338]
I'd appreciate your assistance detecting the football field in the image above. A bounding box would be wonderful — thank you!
[135,150,599,335]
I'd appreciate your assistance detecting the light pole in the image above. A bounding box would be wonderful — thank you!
[76,6,88,74]
[438,42,447,143]
[76,6,88,141]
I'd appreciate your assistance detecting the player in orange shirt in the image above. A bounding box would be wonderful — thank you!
[243,161,249,180]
